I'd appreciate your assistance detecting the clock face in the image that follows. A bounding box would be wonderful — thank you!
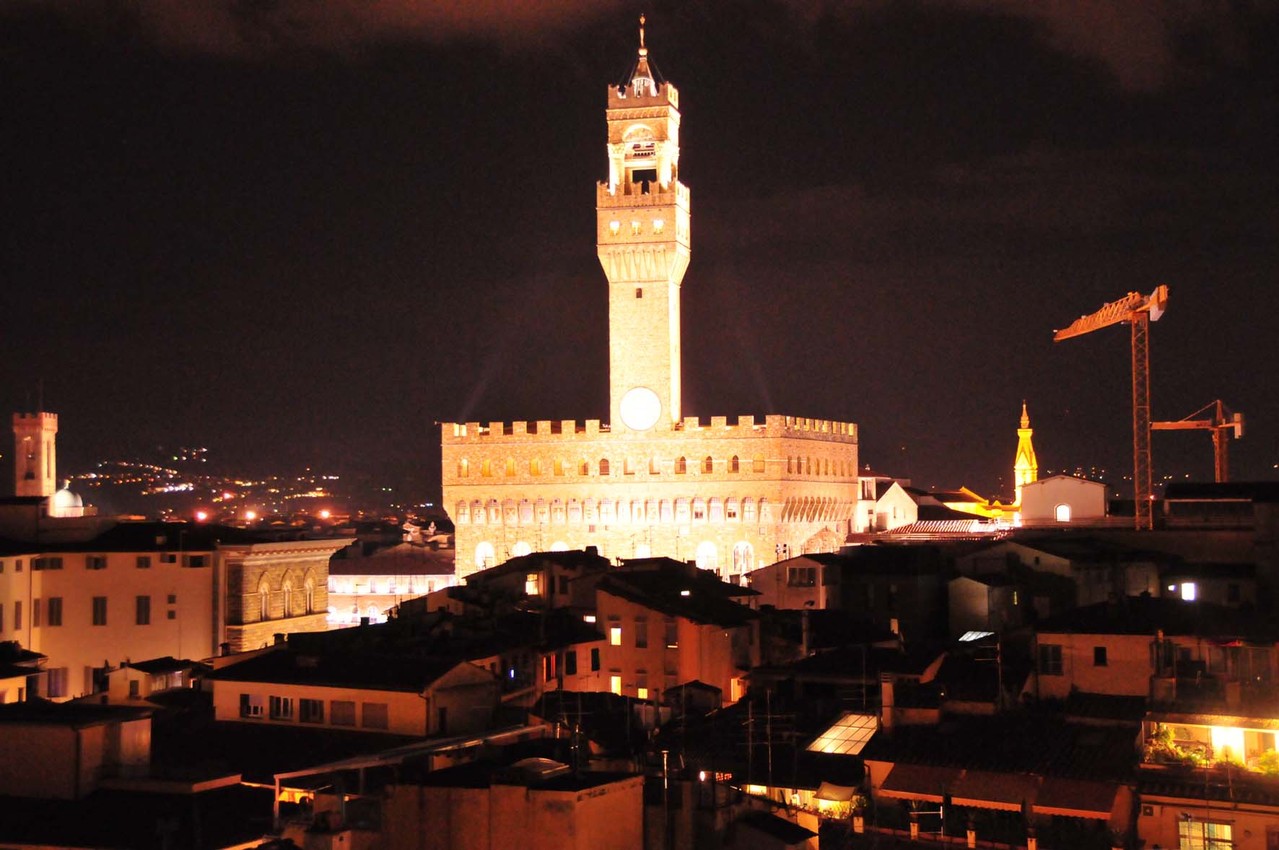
[620,387,662,431]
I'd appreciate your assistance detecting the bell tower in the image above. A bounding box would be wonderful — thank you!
[13,411,58,499]
[1013,402,1039,505]
[597,15,691,433]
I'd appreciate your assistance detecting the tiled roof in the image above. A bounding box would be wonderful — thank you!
[206,648,467,693]
[598,566,758,627]
[1035,595,1279,640]
[861,714,1139,781]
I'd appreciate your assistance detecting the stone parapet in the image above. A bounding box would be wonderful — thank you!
[597,181,690,207]
[442,414,856,445]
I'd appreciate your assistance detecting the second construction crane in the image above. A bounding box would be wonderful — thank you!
[1152,400,1244,483]
[1054,285,1169,530]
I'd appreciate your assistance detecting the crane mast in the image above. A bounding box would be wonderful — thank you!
[1053,285,1169,530]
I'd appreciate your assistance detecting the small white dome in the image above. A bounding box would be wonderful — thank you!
[52,484,83,510]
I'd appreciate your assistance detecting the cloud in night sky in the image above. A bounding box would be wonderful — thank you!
[0,0,1262,92]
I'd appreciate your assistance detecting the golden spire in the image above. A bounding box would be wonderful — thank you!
[1020,400,1030,429]
[639,13,647,54]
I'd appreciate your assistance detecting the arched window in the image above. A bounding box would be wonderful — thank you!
[282,583,293,618]
[503,500,519,525]
[552,499,566,525]
[733,542,754,574]
[708,498,724,523]
[258,579,271,622]
[475,542,496,570]
[481,459,492,477]
[458,458,469,477]
[471,500,485,525]
[675,499,691,524]
[660,500,673,523]
[568,500,583,524]
[519,500,534,524]
[579,458,590,475]
[753,456,765,473]
[702,456,714,473]
[787,457,794,474]
[692,498,707,522]
[530,457,542,476]
[487,500,501,524]
[675,456,687,474]
[505,457,516,476]
[554,459,565,476]
[457,501,470,524]
[512,541,533,557]
[304,580,315,614]
[649,456,660,475]
[725,498,739,521]
[1055,504,1072,523]
[743,498,756,524]
[695,541,719,574]
[600,458,611,476]
[729,455,740,473]
[535,498,550,524]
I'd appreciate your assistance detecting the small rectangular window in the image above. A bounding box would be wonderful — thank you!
[362,702,389,730]
[136,595,151,626]
[1038,643,1063,676]
[32,599,41,628]
[269,695,294,720]
[136,555,151,569]
[330,700,356,726]
[47,597,62,627]
[610,626,622,646]
[92,596,107,627]
[240,694,264,718]
[636,287,643,298]
[183,554,208,568]
[14,601,22,631]
[1093,646,1108,667]
[591,648,601,672]
[565,650,578,676]
[299,698,324,724]
[635,620,648,649]
[86,555,107,570]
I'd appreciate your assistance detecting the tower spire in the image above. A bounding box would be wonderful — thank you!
[1014,402,1038,505]
[639,13,646,53]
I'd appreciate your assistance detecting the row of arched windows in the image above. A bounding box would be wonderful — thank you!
[257,571,317,622]
[786,456,853,477]
[456,496,776,527]
[457,454,773,479]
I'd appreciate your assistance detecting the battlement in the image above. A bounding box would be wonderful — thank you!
[13,412,58,428]
[607,81,679,110]
[597,181,689,207]
[442,414,856,445]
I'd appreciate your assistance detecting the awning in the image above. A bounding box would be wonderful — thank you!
[1034,777,1119,820]
[878,764,962,803]
[815,781,858,802]
[950,770,1040,812]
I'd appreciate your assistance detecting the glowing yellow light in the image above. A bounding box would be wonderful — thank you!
[609,220,621,235]
[245,510,257,521]
[195,510,208,522]
[319,509,331,520]
[1211,726,1245,761]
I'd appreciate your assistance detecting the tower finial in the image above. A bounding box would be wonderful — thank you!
[639,14,646,52]
[1020,400,1030,429]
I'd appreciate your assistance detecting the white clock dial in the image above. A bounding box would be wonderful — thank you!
[620,387,661,431]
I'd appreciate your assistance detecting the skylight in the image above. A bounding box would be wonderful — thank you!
[806,712,878,756]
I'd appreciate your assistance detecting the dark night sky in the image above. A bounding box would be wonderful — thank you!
[1,0,1275,504]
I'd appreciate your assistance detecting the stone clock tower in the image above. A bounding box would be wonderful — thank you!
[597,16,691,433]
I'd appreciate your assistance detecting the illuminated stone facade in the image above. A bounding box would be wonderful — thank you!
[442,24,859,580]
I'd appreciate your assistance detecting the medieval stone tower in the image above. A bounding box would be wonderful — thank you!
[441,19,860,580]
[13,411,58,499]
[598,16,691,433]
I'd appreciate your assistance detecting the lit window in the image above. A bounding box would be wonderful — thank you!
[1055,503,1072,522]
[525,573,540,596]
[610,626,622,646]
[631,220,642,235]
[637,687,649,699]
[652,219,665,234]
[1178,819,1231,850]
[610,675,622,695]
[1182,582,1197,602]
[609,220,621,236]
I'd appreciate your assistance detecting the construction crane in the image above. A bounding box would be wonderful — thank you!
[1053,285,1169,530]
[1152,400,1244,483]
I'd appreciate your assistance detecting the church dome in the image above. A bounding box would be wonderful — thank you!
[51,481,83,511]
